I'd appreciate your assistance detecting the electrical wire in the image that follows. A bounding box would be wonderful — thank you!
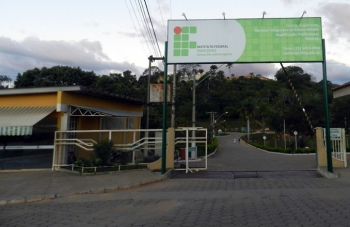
[156,0,167,37]
[125,0,148,55]
[137,0,163,70]
[144,0,162,56]
[127,0,152,54]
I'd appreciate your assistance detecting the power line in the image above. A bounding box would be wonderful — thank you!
[137,0,159,58]
[125,0,148,55]
[137,0,162,70]
[144,0,162,56]
[156,0,167,37]
[127,0,152,54]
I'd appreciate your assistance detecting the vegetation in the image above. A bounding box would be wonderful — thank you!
[10,64,348,149]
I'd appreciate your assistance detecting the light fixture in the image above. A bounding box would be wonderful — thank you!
[301,10,306,18]
[182,13,187,20]
[262,11,266,19]
[222,12,226,19]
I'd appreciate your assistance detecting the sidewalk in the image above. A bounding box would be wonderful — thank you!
[0,169,171,205]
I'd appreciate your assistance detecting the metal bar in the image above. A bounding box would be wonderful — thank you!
[171,64,176,127]
[161,41,168,174]
[186,128,189,173]
[322,39,333,173]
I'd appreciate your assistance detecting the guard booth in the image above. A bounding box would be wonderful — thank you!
[316,127,347,168]
[0,86,144,170]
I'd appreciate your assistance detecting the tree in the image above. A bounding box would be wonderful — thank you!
[226,63,234,77]
[15,66,97,88]
[0,75,12,88]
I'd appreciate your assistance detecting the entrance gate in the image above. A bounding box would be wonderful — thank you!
[159,17,335,174]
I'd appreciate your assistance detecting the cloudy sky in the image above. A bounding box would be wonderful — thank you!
[0,0,349,84]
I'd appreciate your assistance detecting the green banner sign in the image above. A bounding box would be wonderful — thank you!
[167,18,322,64]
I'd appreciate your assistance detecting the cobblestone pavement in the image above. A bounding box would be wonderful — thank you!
[2,132,349,227]
[1,176,350,227]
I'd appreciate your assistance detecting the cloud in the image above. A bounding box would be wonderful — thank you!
[286,60,350,85]
[0,36,143,79]
[280,0,305,5]
[317,2,350,42]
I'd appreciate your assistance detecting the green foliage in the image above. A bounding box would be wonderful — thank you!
[197,137,218,156]
[15,66,97,88]
[93,139,114,166]
[91,157,103,167]
[248,142,316,154]
[74,158,91,167]
[13,64,342,135]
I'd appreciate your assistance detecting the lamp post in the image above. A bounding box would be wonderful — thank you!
[207,111,227,144]
[214,112,228,141]
[263,136,266,146]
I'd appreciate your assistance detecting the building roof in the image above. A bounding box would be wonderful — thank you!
[0,86,145,104]
[332,82,350,99]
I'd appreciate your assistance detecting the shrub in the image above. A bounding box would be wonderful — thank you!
[93,139,114,166]
[197,137,218,156]
[74,158,91,167]
[247,142,315,154]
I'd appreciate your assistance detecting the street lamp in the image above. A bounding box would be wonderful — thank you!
[294,131,298,150]
[263,135,266,146]
[213,112,228,142]
[207,111,228,144]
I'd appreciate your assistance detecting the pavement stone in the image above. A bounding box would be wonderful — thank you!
[2,132,350,226]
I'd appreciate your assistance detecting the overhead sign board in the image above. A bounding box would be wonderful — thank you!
[167,17,322,64]
[150,84,171,103]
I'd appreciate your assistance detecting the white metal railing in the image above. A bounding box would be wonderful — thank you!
[174,127,208,173]
[52,128,208,172]
[52,129,163,170]
[323,128,347,167]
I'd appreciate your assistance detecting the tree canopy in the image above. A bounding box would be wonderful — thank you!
[12,65,346,135]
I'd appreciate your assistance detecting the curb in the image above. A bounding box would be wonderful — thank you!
[0,170,172,206]
[316,167,339,179]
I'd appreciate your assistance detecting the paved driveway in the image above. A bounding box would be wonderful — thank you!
[208,132,316,171]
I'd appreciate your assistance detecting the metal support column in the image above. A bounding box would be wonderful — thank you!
[161,42,168,174]
[322,39,333,173]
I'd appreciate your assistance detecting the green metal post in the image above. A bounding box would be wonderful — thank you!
[161,41,168,174]
[322,39,333,173]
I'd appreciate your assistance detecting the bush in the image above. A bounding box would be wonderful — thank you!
[197,137,218,156]
[248,142,315,154]
[74,158,91,167]
[93,139,114,166]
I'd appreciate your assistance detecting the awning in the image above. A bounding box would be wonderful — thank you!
[0,106,56,136]
[71,105,143,117]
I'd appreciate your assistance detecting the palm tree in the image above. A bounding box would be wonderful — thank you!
[226,63,234,77]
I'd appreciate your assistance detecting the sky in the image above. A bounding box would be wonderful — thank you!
[0,0,349,85]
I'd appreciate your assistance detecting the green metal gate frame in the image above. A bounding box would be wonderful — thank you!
[161,39,333,174]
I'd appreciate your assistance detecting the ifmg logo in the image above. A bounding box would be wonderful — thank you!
[173,26,197,56]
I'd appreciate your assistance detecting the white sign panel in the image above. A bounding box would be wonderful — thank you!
[150,84,171,103]
[168,20,246,64]
[167,18,323,64]
[330,128,341,139]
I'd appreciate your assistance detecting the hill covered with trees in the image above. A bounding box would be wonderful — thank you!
[11,65,349,136]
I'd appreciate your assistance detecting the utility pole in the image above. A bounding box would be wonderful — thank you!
[171,65,177,128]
[146,55,164,158]
[206,112,216,144]
[191,73,196,154]
[145,56,153,158]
